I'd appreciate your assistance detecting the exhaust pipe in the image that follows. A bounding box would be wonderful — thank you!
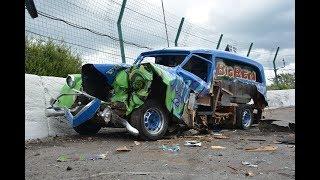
[100,107,139,136]
[45,106,80,117]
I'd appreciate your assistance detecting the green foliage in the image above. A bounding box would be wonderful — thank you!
[267,73,295,90]
[25,37,82,77]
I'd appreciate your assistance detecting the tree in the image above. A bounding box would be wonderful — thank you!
[25,37,82,77]
[267,73,295,90]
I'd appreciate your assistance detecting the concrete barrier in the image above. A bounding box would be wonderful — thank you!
[25,74,295,140]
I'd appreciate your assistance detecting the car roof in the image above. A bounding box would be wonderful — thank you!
[141,47,264,71]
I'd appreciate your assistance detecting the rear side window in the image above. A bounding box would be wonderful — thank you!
[215,57,262,83]
[182,55,211,82]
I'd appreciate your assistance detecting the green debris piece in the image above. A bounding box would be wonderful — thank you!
[57,155,69,162]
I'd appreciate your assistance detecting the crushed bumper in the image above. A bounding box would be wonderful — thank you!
[46,89,139,135]
[64,98,101,127]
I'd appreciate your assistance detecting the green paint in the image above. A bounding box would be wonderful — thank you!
[111,63,187,118]
[111,65,153,115]
[57,74,82,108]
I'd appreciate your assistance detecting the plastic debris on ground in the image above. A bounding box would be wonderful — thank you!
[66,166,72,171]
[89,153,107,161]
[116,146,132,152]
[242,161,258,168]
[160,144,180,152]
[245,145,278,152]
[134,141,141,146]
[57,153,107,162]
[184,140,202,147]
[213,134,230,139]
[211,145,226,150]
[245,171,254,176]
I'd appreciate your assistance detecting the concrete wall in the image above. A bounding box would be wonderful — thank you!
[25,74,295,140]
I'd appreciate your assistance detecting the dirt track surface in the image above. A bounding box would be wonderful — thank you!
[25,107,295,179]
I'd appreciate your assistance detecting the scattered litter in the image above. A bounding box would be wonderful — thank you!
[213,133,222,136]
[247,138,266,142]
[116,146,132,152]
[134,141,141,146]
[242,161,258,168]
[57,153,106,162]
[66,166,72,171]
[57,155,69,162]
[227,165,238,171]
[34,153,40,156]
[245,145,278,152]
[160,144,180,152]
[89,153,107,160]
[273,140,282,144]
[211,145,226,150]
[245,171,254,176]
[184,141,202,147]
[213,134,230,139]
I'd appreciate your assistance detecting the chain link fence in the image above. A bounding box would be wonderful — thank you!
[25,0,294,73]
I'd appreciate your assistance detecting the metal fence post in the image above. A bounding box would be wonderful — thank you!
[273,47,280,86]
[117,0,127,63]
[174,17,185,47]
[216,34,223,49]
[247,43,253,57]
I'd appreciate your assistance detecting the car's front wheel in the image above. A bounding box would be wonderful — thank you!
[130,99,169,140]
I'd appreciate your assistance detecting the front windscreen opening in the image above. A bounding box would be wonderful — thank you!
[141,55,187,67]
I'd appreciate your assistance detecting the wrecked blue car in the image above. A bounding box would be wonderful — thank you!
[47,47,268,140]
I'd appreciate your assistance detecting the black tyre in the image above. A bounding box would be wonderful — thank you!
[73,119,101,135]
[236,104,253,130]
[130,99,169,140]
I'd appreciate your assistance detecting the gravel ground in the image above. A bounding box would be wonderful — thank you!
[25,107,295,180]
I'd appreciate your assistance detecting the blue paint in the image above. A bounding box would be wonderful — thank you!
[65,98,101,127]
[136,47,267,101]
[144,108,162,133]
[93,63,130,85]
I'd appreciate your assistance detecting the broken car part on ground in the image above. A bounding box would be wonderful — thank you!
[46,47,268,140]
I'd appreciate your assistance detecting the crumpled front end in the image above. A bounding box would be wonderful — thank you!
[111,63,191,119]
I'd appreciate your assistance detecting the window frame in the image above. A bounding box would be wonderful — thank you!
[179,53,213,83]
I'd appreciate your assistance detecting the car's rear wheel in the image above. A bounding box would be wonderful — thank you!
[130,99,169,140]
[236,104,253,130]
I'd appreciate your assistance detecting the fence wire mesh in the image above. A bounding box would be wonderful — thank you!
[25,0,294,73]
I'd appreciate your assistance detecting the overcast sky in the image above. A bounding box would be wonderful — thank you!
[149,0,295,84]
[26,0,295,85]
